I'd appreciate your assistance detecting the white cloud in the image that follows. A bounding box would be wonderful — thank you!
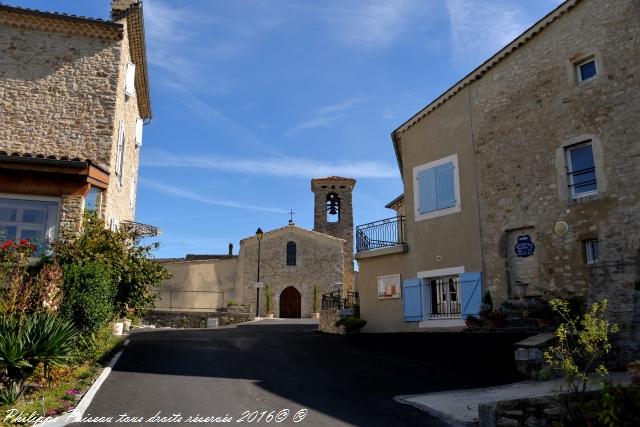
[139,178,288,214]
[446,0,530,65]
[141,149,398,179]
[287,96,369,134]
[322,0,421,49]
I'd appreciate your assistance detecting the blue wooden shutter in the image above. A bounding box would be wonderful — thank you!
[435,162,456,209]
[422,279,432,319]
[417,168,436,213]
[460,272,482,319]
[402,279,423,321]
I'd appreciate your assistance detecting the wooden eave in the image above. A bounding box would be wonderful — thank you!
[0,5,123,41]
[0,156,110,189]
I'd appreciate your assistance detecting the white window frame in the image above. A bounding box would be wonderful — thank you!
[115,119,125,187]
[129,172,136,211]
[413,154,461,222]
[377,274,401,300]
[125,61,136,96]
[585,239,599,264]
[0,193,61,255]
[575,56,597,84]
[566,141,597,199]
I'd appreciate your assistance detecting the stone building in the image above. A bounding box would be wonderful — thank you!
[0,0,154,254]
[155,177,356,318]
[356,0,640,358]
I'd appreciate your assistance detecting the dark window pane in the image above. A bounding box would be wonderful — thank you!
[570,145,597,194]
[580,60,597,81]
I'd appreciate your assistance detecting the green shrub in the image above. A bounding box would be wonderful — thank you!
[597,383,640,427]
[335,317,367,334]
[0,314,77,404]
[60,261,116,332]
[52,213,169,317]
[75,324,122,365]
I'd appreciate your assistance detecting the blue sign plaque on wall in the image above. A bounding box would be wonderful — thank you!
[514,235,535,257]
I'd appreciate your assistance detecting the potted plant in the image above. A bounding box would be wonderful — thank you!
[487,310,507,328]
[465,315,481,328]
[311,285,320,319]
[479,291,493,320]
[264,285,274,319]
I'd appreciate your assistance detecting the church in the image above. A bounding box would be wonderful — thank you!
[155,176,356,318]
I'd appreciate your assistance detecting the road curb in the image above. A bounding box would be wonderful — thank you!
[35,343,126,426]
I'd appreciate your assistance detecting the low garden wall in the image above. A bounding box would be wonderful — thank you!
[319,309,345,334]
[144,310,253,328]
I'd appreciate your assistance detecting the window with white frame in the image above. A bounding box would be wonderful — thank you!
[125,62,136,96]
[413,154,461,221]
[115,120,125,186]
[584,239,599,264]
[377,274,401,299]
[0,197,59,256]
[566,141,597,198]
[575,56,597,83]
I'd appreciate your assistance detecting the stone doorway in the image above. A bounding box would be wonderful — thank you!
[280,286,301,318]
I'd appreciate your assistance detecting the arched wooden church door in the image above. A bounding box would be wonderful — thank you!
[280,286,301,318]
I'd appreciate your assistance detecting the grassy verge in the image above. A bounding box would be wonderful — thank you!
[0,329,123,426]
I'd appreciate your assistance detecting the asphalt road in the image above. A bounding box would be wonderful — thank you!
[70,320,527,427]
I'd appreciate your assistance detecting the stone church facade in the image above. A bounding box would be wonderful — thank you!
[156,176,356,318]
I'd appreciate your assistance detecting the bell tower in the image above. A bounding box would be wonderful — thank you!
[311,176,356,292]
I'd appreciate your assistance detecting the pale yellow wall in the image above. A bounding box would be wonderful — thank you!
[155,258,239,312]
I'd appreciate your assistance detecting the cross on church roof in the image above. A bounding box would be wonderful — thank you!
[288,209,295,224]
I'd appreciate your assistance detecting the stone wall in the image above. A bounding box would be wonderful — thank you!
[470,0,640,358]
[239,224,344,318]
[143,310,253,328]
[101,19,141,225]
[311,177,356,292]
[479,392,599,427]
[319,309,345,334]
[0,19,120,165]
[58,195,85,240]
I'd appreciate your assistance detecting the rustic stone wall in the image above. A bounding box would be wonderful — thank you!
[311,177,356,292]
[143,310,253,328]
[102,20,141,225]
[58,195,85,240]
[319,309,345,334]
[0,21,120,165]
[239,224,344,318]
[469,0,640,358]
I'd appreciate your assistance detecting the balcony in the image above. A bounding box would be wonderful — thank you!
[355,216,408,259]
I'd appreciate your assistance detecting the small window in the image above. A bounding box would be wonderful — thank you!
[576,57,597,83]
[566,142,597,198]
[286,241,296,266]
[129,173,135,210]
[85,187,102,213]
[377,274,401,299]
[115,120,125,186]
[585,239,599,264]
[135,118,143,147]
[413,154,461,221]
[125,62,136,96]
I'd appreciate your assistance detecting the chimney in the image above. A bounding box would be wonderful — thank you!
[228,243,233,256]
[111,0,139,17]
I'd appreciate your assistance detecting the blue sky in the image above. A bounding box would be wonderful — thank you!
[10,0,562,257]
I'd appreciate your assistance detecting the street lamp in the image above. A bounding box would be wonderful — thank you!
[255,227,264,317]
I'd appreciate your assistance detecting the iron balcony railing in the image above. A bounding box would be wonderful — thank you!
[355,216,405,253]
[322,291,360,310]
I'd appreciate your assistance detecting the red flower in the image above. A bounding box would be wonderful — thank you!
[20,239,29,245]
[1,240,13,249]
